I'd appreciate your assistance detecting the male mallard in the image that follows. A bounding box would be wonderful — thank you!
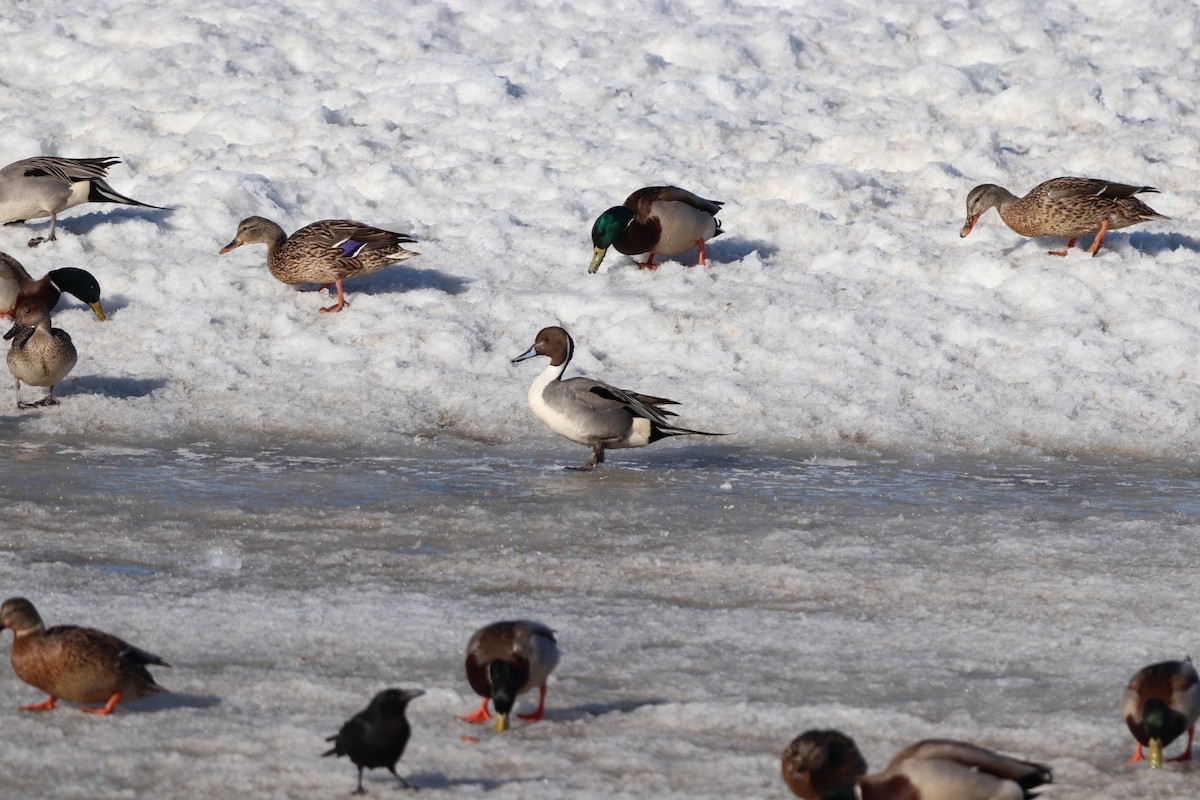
[0,251,106,320]
[323,687,424,794]
[0,156,165,247]
[960,177,1166,257]
[1121,657,1200,767]
[512,326,724,471]
[782,729,869,800]
[783,731,1052,800]
[0,597,169,714]
[220,216,419,313]
[5,301,78,409]
[458,620,560,733]
[588,186,723,273]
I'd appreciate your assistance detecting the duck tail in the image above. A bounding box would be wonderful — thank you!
[87,178,168,210]
[649,422,727,443]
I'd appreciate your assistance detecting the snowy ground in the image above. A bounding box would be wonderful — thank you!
[2,0,1199,797]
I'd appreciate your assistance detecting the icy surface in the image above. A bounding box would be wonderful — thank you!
[1,0,1199,797]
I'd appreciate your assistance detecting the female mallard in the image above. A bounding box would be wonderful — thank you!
[0,597,169,715]
[5,301,78,408]
[220,216,419,313]
[589,186,723,273]
[0,156,165,247]
[960,177,1166,257]
[0,251,106,320]
[783,731,1052,800]
[782,729,869,800]
[458,620,560,733]
[1121,657,1200,767]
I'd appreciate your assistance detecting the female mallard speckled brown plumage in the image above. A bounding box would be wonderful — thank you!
[458,620,560,732]
[589,186,723,273]
[0,597,169,715]
[0,251,106,320]
[783,730,1052,800]
[782,729,869,800]
[960,177,1167,257]
[5,301,78,409]
[220,216,419,313]
[1121,657,1200,767]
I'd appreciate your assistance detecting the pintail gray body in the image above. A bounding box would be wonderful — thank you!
[512,325,723,470]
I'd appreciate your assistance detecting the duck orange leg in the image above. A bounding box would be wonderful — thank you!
[1168,727,1196,762]
[21,696,58,711]
[1048,238,1077,256]
[697,239,707,266]
[1087,219,1111,257]
[635,254,658,270]
[517,685,548,722]
[1127,743,1145,763]
[80,692,121,715]
[319,279,347,313]
[459,697,492,724]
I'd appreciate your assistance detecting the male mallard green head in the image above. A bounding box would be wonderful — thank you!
[588,206,635,273]
[48,267,106,321]
[489,660,520,732]
[1142,698,1170,768]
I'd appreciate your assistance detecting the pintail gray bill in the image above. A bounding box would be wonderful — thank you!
[0,156,167,247]
[512,326,724,470]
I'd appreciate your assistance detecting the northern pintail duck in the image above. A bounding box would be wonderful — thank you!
[0,597,169,715]
[5,301,78,408]
[960,176,1167,256]
[220,216,419,313]
[0,251,106,320]
[589,186,724,273]
[0,156,165,247]
[459,620,560,733]
[324,687,424,794]
[1122,657,1200,767]
[785,731,1052,800]
[513,326,723,470]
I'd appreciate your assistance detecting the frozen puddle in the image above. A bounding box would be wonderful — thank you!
[2,435,1198,798]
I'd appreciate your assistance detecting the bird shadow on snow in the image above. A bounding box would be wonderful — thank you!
[549,697,668,722]
[67,375,168,400]
[1126,231,1200,256]
[308,266,472,299]
[122,692,223,713]
[707,235,776,263]
[409,774,553,791]
[52,207,177,237]
[1006,230,1200,258]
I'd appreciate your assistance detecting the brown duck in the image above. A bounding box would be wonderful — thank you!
[0,597,169,715]
[960,176,1166,256]
[220,216,419,313]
